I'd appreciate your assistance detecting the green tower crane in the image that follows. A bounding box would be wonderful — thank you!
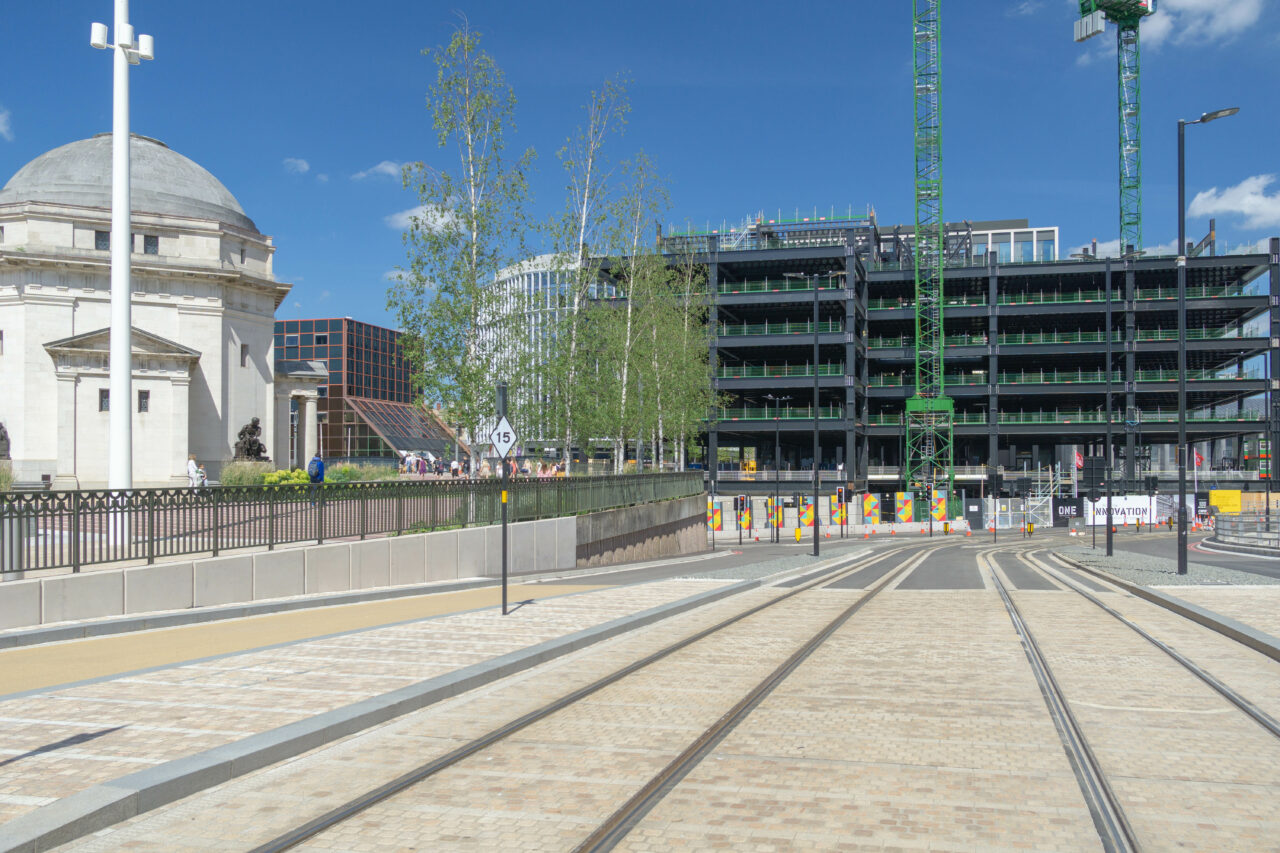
[1075,1,1158,254]
[906,0,954,508]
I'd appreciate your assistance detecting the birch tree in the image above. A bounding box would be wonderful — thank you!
[546,77,629,473]
[387,22,535,464]
[601,153,668,472]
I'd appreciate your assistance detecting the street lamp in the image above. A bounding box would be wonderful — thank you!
[1177,106,1239,575]
[763,393,791,543]
[91,1,155,491]
[1105,256,1114,556]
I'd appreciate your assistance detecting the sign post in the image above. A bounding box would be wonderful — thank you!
[490,387,517,616]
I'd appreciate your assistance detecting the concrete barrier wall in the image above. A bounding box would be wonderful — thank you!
[576,495,705,568]
[0,496,703,631]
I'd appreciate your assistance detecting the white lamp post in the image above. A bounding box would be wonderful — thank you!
[91,1,154,490]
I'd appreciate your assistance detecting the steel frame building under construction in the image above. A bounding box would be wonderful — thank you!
[661,215,1280,500]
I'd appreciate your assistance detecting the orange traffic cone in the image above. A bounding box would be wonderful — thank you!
[965,528,972,537]
[863,531,869,539]
[891,528,896,536]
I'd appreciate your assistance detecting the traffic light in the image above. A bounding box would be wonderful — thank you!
[1082,457,1106,491]
[836,486,847,506]
[735,494,746,513]
[1144,475,1158,495]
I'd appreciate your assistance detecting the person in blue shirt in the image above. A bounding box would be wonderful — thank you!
[307,453,324,505]
[307,453,325,483]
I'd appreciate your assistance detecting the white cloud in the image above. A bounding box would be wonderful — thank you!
[1189,175,1280,230]
[319,289,331,302]
[353,160,404,180]
[1070,237,1178,258]
[1074,41,1111,67]
[316,174,329,183]
[283,157,310,174]
[0,107,12,142]
[1143,0,1263,48]
[1007,1,1043,17]
[384,204,454,232]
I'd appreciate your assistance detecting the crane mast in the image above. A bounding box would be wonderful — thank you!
[906,0,954,504]
[1076,1,1157,254]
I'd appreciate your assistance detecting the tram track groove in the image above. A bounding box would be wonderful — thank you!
[985,540,1280,850]
[1020,549,1280,743]
[982,551,1139,853]
[249,540,942,853]
[571,546,934,852]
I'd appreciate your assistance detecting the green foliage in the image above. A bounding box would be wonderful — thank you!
[219,461,272,486]
[0,461,12,492]
[543,77,632,470]
[263,468,310,485]
[326,463,398,483]
[387,20,535,458]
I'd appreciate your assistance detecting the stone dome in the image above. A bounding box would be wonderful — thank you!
[0,133,257,232]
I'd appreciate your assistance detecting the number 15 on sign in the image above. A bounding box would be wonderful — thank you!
[490,416,517,458]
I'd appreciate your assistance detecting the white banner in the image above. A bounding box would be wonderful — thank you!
[1084,495,1193,524]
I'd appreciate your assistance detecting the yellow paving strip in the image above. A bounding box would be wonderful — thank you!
[0,582,603,696]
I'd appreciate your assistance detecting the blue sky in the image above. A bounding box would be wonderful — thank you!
[2,0,1277,329]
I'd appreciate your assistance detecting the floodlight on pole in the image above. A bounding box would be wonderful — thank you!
[91,0,155,491]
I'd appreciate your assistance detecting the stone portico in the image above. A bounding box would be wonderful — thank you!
[0,133,294,487]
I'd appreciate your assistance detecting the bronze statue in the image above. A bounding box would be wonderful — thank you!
[0,421,9,460]
[234,417,267,460]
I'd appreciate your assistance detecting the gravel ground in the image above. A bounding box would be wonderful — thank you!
[1056,545,1280,586]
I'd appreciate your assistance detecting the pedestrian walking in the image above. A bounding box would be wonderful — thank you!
[307,452,325,505]
[187,454,200,491]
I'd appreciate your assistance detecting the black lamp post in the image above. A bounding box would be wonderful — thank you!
[764,392,791,543]
[1178,106,1239,575]
[1105,256,1114,556]
[812,273,821,557]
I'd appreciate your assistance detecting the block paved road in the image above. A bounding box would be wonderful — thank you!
[14,537,1278,852]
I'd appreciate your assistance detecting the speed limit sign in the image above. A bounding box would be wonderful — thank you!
[490,416,517,458]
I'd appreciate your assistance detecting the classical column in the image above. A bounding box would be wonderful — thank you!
[170,375,190,486]
[52,373,80,490]
[302,394,318,463]
[273,389,293,467]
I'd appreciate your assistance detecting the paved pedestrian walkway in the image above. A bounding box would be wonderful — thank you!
[5,540,1280,851]
[0,577,733,828]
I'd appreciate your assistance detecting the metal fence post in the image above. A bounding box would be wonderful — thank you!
[146,491,156,565]
[359,485,367,540]
[267,486,276,551]
[317,484,325,545]
[71,491,81,573]
[396,485,404,535]
[211,489,220,557]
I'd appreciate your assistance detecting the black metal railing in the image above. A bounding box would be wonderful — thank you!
[0,473,705,574]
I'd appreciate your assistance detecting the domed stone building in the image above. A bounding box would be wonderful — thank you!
[0,133,322,487]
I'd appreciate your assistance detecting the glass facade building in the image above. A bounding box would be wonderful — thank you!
[273,317,459,460]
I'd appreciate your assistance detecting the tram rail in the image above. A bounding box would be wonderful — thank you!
[983,541,1280,852]
[251,540,948,852]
